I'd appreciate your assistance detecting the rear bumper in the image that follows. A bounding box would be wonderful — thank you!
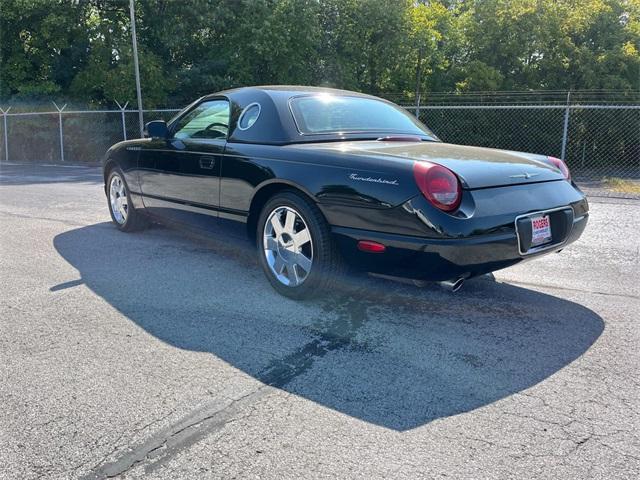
[332,211,588,281]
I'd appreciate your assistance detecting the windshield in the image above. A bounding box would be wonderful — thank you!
[289,94,437,138]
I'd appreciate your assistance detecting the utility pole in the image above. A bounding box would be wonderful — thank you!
[129,0,144,137]
[560,91,571,161]
[414,45,423,118]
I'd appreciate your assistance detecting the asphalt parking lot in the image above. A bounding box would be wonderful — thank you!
[1,163,638,480]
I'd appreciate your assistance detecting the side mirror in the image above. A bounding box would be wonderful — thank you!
[145,120,169,139]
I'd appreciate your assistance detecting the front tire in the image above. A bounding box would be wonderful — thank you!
[257,191,341,299]
[107,168,146,232]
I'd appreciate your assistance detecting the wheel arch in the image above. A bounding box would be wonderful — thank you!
[246,180,322,242]
[103,158,119,192]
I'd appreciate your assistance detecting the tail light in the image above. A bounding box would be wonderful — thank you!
[413,161,462,212]
[546,156,571,180]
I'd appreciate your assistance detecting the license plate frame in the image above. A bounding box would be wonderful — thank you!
[515,206,574,256]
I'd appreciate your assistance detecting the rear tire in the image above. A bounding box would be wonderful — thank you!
[257,191,342,299]
[106,168,147,232]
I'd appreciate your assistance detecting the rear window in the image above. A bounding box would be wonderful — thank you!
[289,94,435,137]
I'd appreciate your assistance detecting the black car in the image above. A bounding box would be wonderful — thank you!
[103,86,588,298]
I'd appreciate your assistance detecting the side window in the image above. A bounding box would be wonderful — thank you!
[173,100,229,140]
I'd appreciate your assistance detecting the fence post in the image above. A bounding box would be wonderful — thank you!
[415,92,421,119]
[53,102,67,163]
[115,100,129,141]
[560,91,571,161]
[0,107,10,162]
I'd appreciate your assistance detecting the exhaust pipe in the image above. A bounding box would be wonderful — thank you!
[370,272,466,292]
[438,277,465,292]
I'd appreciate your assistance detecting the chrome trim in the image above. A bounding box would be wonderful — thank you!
[509,172,540,179]
[141,195,219,218]
[237,102,261,131]
[515,206,574,256]
[140,192,248,220]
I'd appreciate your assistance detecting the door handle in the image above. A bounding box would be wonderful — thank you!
[199,156,215,170]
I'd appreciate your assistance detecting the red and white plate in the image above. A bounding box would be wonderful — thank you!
[531,215,552,246]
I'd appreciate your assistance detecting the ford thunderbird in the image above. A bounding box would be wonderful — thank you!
[103,86,588,298]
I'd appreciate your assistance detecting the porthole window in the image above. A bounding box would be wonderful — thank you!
[237,103,261,131]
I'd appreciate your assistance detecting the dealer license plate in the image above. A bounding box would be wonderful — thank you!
[531,215,552,247]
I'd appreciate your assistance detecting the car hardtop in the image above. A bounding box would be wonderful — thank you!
[176,86,435,146]
[210,85,381,104]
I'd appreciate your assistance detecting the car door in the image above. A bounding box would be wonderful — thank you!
[139,98,230,219]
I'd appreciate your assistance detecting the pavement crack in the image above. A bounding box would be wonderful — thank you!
[81,387,270,480]
[80,295,370,479]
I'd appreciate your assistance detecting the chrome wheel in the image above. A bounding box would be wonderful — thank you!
[109,174,128,225]
[263,206,313,287]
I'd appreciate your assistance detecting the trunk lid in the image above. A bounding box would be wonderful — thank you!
[304,141,565,189]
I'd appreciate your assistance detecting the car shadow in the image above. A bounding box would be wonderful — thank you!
[53,221,604,431]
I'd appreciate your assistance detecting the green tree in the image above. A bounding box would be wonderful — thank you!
[0,0,88,100]
[403,1,461,100]
[69,2,170,107]
[1,0,638,107]
[454,0,640,91]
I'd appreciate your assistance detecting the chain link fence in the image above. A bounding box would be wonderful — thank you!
[0,97,638,197]
[0,107,180,165]
[418,105,639,178]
